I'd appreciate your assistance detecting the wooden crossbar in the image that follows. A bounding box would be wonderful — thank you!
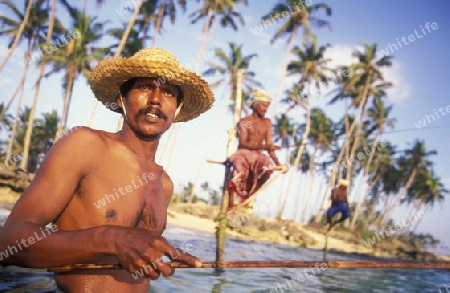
[206,159,288,173]
[206,159,226,165]
[47,260,450,272]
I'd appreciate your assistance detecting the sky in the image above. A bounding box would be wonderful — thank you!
[0,0,450,253]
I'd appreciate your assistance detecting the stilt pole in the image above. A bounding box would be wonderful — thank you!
[215,69,243,274]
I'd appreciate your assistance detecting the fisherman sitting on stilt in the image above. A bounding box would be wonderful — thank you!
[227,90,287,210]
[326,179,351,231]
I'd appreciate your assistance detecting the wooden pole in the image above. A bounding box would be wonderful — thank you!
[215,69,243,274]
[323,231,329,261]
[226,170,283,215]
[48,260,450,272]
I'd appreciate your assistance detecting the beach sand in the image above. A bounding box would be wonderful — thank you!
[167,208,381,256]
[1,202,449,262]
[166,205,450,262]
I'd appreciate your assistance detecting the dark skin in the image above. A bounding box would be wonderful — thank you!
[237,102,282,164]
[327,184,349,231]
[229,101,282,207]
[0,77,201,293]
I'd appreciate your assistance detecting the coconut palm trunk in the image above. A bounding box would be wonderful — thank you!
[278,82,311,220]
[0,0,33,72]
[195,8,215,72]
[151,0,167,47]
[6,84,26,165]
[277,120,299,218]
[271,27,297,120]
[349,133,380,229]
[0,67,28,123]
[54,68,76,141]
[345,70,373,192]
[382,168,417,225]
[21,0,57,171]
[302,148,317,222]
[316,110,353,224]
[86,1,143,127]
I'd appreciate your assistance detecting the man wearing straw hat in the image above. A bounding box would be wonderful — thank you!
[0,48,214,292]
[227,89,286,209]
[326,179,351,231]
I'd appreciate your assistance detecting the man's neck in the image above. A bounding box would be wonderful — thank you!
[118,125,160,163]
[251,112,265,119]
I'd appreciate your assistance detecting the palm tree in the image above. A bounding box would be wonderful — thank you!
[132,0,158,48]
[363,142,397,228]
[0,0,53,171]
[327,44,393,214]
[0,103,13,132]
[407,169,445,209]
[311,110,343,223]
[339,44,392,185]
[86,0,143,127]
[209,189,221,205]
[348,99,395,229]
[41,11,106,141]
[0,0,33,72]
[277,41,331,220]
[0,0,50,122]
[107,24,147,57]
[190,0,247,71]
[382,141,436,225]
[192,43,261,203]
[16,110,58,172]
[308,108,335,155]
[5,84,25,167]
[182,182,195,203]
[406,169,447,232]
[277,145,309,220]
[203,43,261,109]
[286,42,331,169]
[262,1,331,117]
[304,108,335,221]
[273,113,295,155]
[150,0,187,47]
[21,0,58,171]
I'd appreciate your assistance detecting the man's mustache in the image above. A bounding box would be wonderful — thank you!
[137,107,168,120]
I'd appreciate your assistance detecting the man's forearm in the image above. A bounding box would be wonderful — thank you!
[0,223,116,268]
[268,151,280,166]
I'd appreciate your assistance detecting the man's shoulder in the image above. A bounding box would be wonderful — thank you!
[238,116,271,125]
[239,116,253,123]
[57,126,112,149]
[262,117,272,124]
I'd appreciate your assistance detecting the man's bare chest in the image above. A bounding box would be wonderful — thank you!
[247,121,267,137]
[59,165,167,234]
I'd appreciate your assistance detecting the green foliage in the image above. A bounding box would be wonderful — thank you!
[398,232,441,248]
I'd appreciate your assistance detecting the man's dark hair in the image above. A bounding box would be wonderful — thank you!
[119,78,184,106]
[119,78,138,99]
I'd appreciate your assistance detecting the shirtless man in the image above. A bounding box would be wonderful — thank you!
[326,179,351,231]
[227,90,285,208]
[0,48,215,292]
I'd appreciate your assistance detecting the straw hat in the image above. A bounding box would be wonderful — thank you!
[249,89,271,107]
[89,48,215,122]
[338,179,349,186]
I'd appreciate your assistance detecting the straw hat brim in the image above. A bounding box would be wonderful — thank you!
[89,58,215,122]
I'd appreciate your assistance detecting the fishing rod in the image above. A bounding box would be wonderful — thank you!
[48,260,450,273]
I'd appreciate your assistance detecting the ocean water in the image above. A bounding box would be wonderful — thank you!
[0,224,449,293]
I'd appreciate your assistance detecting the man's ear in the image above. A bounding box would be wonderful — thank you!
[116,95,123,110]
[116,95,126,116]
[174,101,184,119]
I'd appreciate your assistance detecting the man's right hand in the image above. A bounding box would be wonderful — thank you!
[113,228,201,280]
